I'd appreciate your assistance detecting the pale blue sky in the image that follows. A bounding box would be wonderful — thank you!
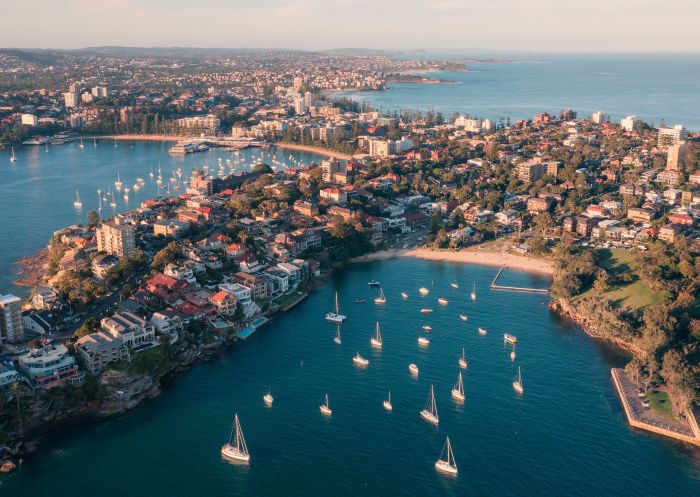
[1,0,698,51]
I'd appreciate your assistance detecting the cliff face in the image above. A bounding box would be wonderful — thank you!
[550,297,646,358]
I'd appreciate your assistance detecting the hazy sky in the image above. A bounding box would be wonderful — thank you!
[1,0,698,51]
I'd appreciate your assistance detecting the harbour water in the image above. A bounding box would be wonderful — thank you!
[5,259,700,496]
[336,52,700,130]
[0,141,325,294]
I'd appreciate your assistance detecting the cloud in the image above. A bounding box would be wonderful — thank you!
[428,0,465,11]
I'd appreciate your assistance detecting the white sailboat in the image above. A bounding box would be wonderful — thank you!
[459,348,467,369]
[408,363,419,377]
[383,390,393,411]
[73,190,82,209]
[451,282,459,289]
[451,371,465,403]
[435,436,458,476]
[438,297,448,305]
[9,147,17,162]
[334,325,342,345]
[44,143,48,153]
[115,172,123,191]
[418,336,430,347]
[114,138,118,148]
[353,352,369,367]
[370,322,383,349]
[79,138,84,149]
[374,287,386,305]
[470,282,477,301]
[401,292,409,299]
[513,366,524,394]
[93,137,98,147]
[320,393,332,416]
[504,333,517,344]
[419,287,430,296]
[263,390,274,406]
[325,291,346,322]
[478,327,487,335]
[420,385,439,425]
[221,413,250,463]
[510,343,516,362]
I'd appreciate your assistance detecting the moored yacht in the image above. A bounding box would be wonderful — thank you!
[420,308,433,314]
[419,287,430,296]
[478,327,487,335]
[383,390,393,412]
[418,336,430,347]
[221,413,250,463]
[320,394,332,416]
[504,333,517,344]
[370,322,383,349]
[513,366,524,394]
[458,348,467,369]
[325,292,347,323]
[420,385,439,425]
[435,436,458,476]
[401,292,409,299]
[451,372,465,403]
[353,352,369,367]
[408,363,419,376]
[263,391,274,406]
[438,297,448,305]
[459,314,468,321]
[374,287,386,305]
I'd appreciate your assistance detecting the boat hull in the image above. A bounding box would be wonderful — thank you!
[435,461,458,476]
[458,359,467,369]
[513,382,523,394]
[325,313,346,323]
[320,405,332,416]
[221,444,250,463]
[370,339,382,349]
[451,389,465,402]
[420,410,439,425]
[383,401,393,411]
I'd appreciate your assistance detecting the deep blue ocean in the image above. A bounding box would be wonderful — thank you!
[336,52,700,129]
[4,260,700,496]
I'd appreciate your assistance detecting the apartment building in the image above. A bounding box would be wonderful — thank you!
[0,294,24,343]
[96,217,136,258]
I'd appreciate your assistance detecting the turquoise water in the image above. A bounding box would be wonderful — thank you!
[0,142,324,295]
[336,53,700,130]
[5,259,700,496]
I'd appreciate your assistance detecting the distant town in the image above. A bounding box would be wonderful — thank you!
[1,48,699,471]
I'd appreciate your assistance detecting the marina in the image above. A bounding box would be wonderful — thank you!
[5,259,700,496]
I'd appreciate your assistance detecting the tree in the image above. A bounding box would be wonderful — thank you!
[151,241,182,272]
[660,349,694,415]
[75,317,100,338]
[86,210,100,227]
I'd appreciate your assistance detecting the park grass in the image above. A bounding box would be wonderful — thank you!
[576,248,660,310]
[645,390,676,420]
[275,290,306,309]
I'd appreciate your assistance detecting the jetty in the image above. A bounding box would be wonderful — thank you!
[490,266,549,294]
[611,368,700,447]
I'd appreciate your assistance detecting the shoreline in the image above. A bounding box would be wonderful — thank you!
[351,247,553,276]
[87,134,188,142]
[275,142,353,160]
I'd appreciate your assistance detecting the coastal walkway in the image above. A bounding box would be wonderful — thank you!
[490,265,549,294]
[611,368,700,446]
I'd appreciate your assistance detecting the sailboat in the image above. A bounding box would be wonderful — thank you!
[114,138,118,148]
[510,344,516,362]
[478,327,487,335]
[9,147,17,162]
[320,393,332,416]
[263,390,274,406]
[504,333,517,344]
[451,372,465,402]
[115,172,123,191]
[370,322,383,349]
[435,436,458,476]
[353,352,369,367]
[513,366,524,394]
[438,297,448,305]
[73,190,82,209]
[334,325,342,345]
[408,363,419,376]
[374,287,386,305]
[419,287,430,296]
[401,292,409,299]
[383,390,393,411]
[325,291,346,322]
[79,138,84,149]
[93,138,97,147]
[220,413,250,463]
[470,282,477,301]
[418,336,430,347]
[459,348,467,369]
[459,314,468,321]
[451,282,459,289]
[420,385,439,425]
[45,143,49,153]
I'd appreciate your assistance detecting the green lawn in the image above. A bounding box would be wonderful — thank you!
[645,390,675,420]
[275,291,305,309]
[577,249,661,310]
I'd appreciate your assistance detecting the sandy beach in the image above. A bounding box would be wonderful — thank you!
[352,247,553,276]
[276,142,352,160]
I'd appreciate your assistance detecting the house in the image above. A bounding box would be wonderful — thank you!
[18,341,83,389]
[32,285,58,310]
[527,197,552,214]
[163,263,197,285]
[22,310,58,336]
[575,216,596,237]
[219,283,260,319]
[276,262,301,285]
[495,209,518,226]
[150,309,184,340]
[153,219,190,237]
[320,188,348,204]
[658,223,682,243]
[627,207,655,223]
[264,267,290,295]
[668,212,695,226]
[209,290,237,315]
[232,272,269,300]
[92,253,120,280]
[562,217,577,233]
[101,311,157,350]
[76,332,130,374]
[619,183,644,196]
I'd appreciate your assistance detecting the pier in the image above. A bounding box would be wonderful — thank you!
[611,368,700,446]
[490,265,549,294]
